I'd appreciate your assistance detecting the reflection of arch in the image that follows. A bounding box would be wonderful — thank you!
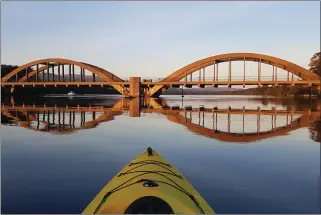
[1,58,128,95]
[149,53,320,96]
[25,111,122,134]
[1,109,37,122]
[2,109,123,134]
[165,112,319,143]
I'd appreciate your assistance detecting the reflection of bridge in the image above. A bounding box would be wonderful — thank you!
[2,53,320,97]
[165,112,317,143]
[2,98,320,143]
[2,106,122,134]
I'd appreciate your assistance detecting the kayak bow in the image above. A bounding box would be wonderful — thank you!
[83,147,215,214]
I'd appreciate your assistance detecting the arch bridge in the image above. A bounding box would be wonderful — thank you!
[1,58,134,97]
[146,53,320,97]
[1,53,320,97]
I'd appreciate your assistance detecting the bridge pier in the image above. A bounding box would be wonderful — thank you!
[129,98,141,117]
[129,77,141,98]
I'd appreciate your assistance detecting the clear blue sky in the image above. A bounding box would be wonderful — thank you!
[1,1,320,78]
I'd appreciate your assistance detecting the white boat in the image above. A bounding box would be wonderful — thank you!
[68,91,76,96]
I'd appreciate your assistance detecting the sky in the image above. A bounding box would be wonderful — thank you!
[1,1,320,79]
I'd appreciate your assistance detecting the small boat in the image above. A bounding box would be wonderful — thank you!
[68,91,76,96]
[83,147,215,214]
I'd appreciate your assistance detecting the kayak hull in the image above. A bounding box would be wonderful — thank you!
[83,148,215,214]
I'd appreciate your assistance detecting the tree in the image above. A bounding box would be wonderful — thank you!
[309,120,321,143]
[1,64,19,78]
[1,64,33,81]
[308,52,320,77]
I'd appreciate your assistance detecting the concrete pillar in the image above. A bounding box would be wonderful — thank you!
[216,63,219,81]
[92,72,96,82]
[228,58,231,82]
[227,112,231,133]
[69,111,72,127]
[213,61,216,81]
[243,57,246,83]
[242,113,245,135]
[25,68,28,82]
[58,63,61,82]
[203,68,205,81]
[258,59,261,82]
[52,66,55,82]
[47,64,50,81]
[36,64,38,82]
[129,97,140,117]
[62,65,65,82]
[72,65,75,81]
[129,77,141,97]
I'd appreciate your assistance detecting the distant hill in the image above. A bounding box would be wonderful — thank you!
[163,85,320,97]
[36,73,105,82]
[214,86,320,97]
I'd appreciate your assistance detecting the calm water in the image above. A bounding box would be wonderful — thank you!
[1,95,320,214]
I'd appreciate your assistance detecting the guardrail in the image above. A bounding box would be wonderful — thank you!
[121,76,303,82]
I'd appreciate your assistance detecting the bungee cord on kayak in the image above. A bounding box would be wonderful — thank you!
[93,165,205,213]
[84,148,215,214]
[118,164,183,179]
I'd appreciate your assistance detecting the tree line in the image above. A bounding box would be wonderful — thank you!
[1,64,33,81]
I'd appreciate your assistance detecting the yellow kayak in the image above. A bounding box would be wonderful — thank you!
[83,147,215,214]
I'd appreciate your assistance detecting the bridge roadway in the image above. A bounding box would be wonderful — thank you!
[2,80,320,87]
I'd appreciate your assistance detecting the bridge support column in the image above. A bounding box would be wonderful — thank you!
[36,64,38,82]
[213,61,216,81]
[129,77,141,98]
[47,64,50,81]
[129,98,141,117]
[228,58,231,82]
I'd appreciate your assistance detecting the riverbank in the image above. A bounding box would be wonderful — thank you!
[164,86,321,97]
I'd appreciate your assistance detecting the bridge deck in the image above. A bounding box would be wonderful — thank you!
[2,80,320,87]
[2,105,320,117]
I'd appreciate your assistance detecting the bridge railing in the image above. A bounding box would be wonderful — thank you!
[133,76,302,82]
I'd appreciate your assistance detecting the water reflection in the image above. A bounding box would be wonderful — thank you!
[308,120,321,142]
[2,96,320,143]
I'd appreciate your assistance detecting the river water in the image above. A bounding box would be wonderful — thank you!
[1,95,320,214]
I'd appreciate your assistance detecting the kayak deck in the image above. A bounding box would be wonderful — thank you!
[83,147,215,214]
